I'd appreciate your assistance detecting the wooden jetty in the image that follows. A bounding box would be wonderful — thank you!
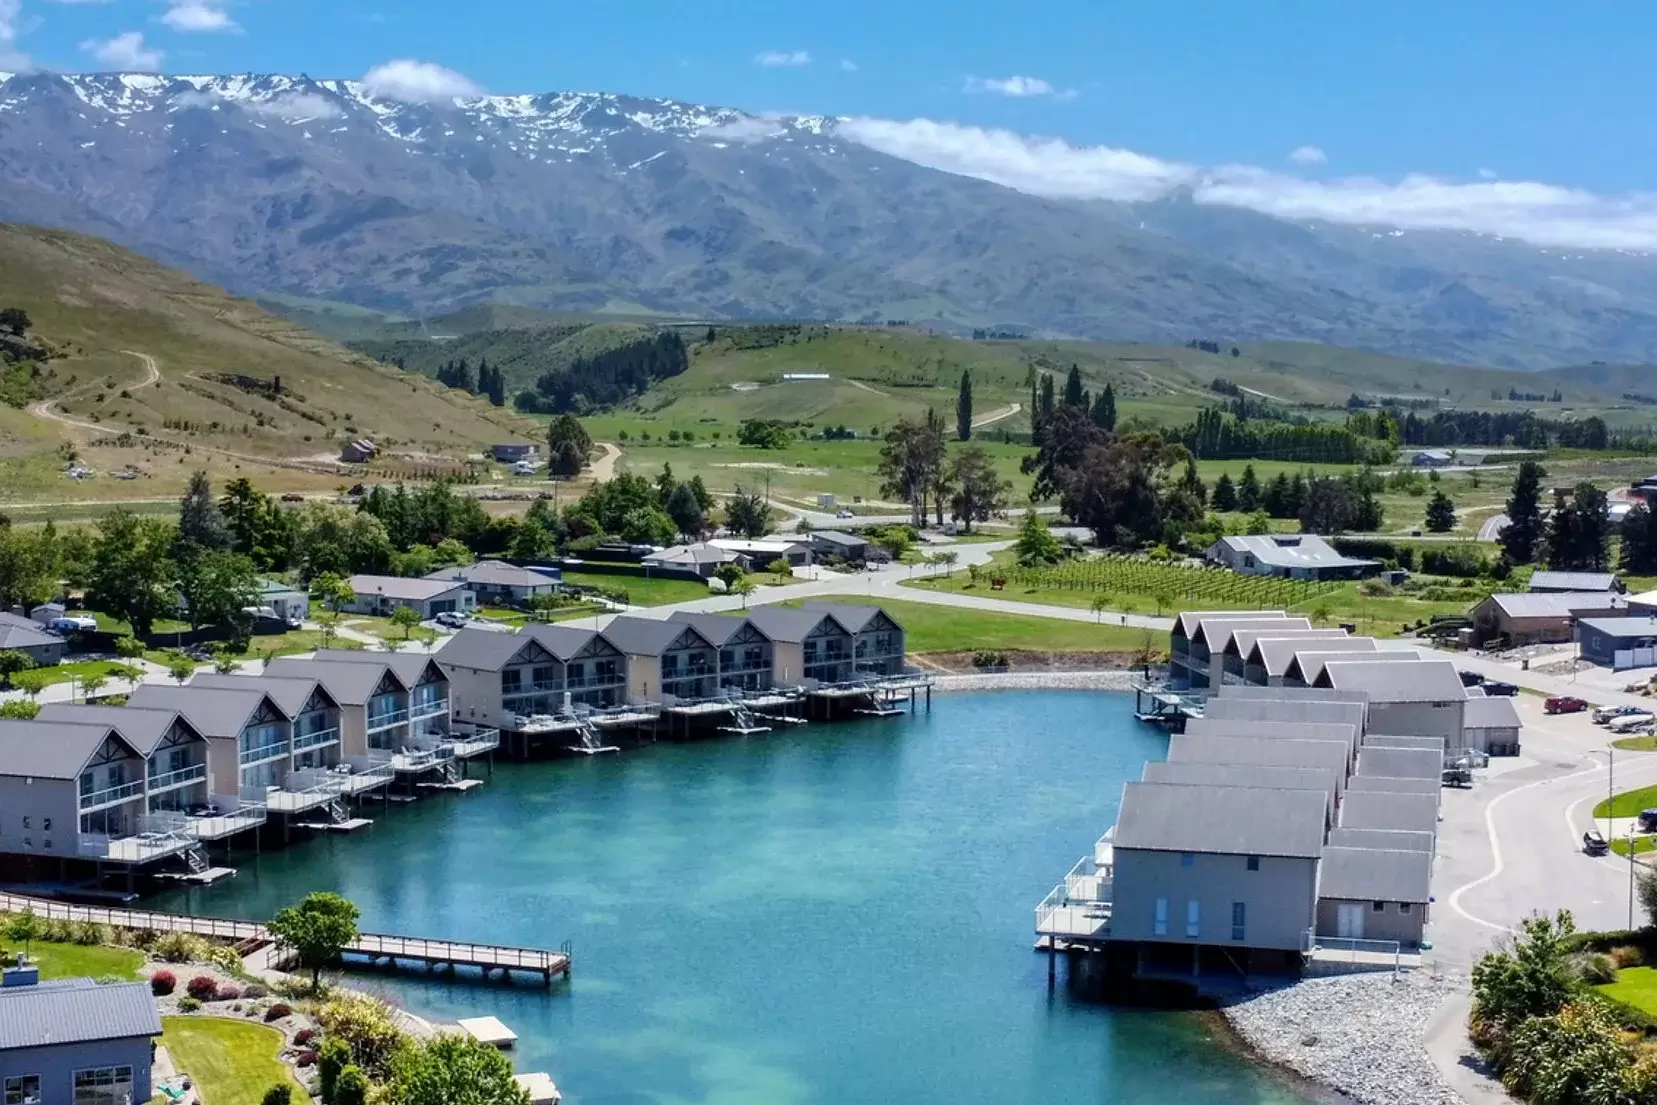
[0,892,572,985]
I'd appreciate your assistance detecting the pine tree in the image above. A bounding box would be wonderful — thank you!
[1063,364,1085,408]
[1211,472,1238,512]
[1425,490,1457,533]
[1039,375,1056,424]
[1500,460,1548,565]
[956,369,974,441]
[1237,464,1262,512]
[1622,502,1657,574]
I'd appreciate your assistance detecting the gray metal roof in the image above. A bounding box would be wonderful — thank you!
[808,531,868,548]
[1230,628,1352,662]
[1578,616,1657,640]
[1288,650,1418,686]
[1212,534,1379,572]
[523,624,611,661]
[1464,695,1522,730]
[265,658,403,706]
[745,605,844,644]
[1357,747,1444,781]
[426,560,561,589]
[1114,782,1327,858]
[1338,790,1439,834]
[1217,686,1370,705]
[1204,618,1312,657]
[1327,827,1435,853]
[325,649,446,688]
[1184,718,1358,757]
[1190,616,1309,650]
[1202,697,1368,737]
[646,543,738,566]
[0,720,136,779]
[1485,592,1628,619]
[1318,846,1432,904]
[1363,735,1448,752]
[1348,775,1442,797]
[803,602,891,634]
[348,574,470,602]
[0,615,59,651]
[1140,762,1338,819]
[436,626,542,671]
[1174,611,1284,640]
[667,611,764,646]
[1166,734,1352,783]
[1529,571,1620,593]
[601,616,712,658]
[1317,660,1468,702]
[127,684,279,737]
[0,978,161,1050]
[1252,636,1378,676]
[35,704,197,757]
[189,672,328,718]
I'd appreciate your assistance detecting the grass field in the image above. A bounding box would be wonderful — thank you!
[1611,836,1657,857]
[1612,735,1657,752]
[1598,966,1657,1011]
[1595,785,1657,819]
[560,570,712,606]
[20,659,137,689]
[777,596,1156,655]
[16,940,142,980]
[161,1017,296,1105]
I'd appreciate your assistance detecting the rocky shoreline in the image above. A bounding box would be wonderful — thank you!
[1221,971,1467,1105]
[927,670,1142,693]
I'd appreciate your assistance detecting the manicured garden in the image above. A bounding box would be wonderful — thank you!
[1597,964,1657,1014]
[779,596,1154,656]
[161,1017,297,1105]
[18,938,142,980]
[560,569,712,606]
[1594,784,1657,820]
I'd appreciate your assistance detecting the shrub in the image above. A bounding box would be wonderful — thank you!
[318,1037,351,1102]
[971,650,1009,669]
[129,928,159,952]
[186,976,218,1001]
[265,1002,293,1022]
[316,994,407,1080]
[1573,951,1619,985]
[1613,945,1646,969]
[149,971,176,996]
[293,1028,318,1047]
[242,982,268,999]
[73,921,106,947]
[260,1086,292,1105]
[294,1049,319,1068]
[333,1064,369,1105]
[42,919,74,943]
[156,932,206,963]
[203,944,243,974]
[215,982,243,1001]
[178,996,201,1012]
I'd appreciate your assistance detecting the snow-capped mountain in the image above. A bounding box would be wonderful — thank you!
[3,70,1657,368]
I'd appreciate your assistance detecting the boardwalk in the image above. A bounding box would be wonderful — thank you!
[0,893,571,984]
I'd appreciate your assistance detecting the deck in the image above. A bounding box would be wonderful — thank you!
[0,892,572,984]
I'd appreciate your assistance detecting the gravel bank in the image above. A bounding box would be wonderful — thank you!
[1224,971,1465,1105]
[928,670,1141,693]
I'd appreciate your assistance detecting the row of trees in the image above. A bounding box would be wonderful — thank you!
[1209,465,1386,534]
[876,410,1014,533]
[1401,409,1611,450]
[1180,407,1395,464]
[432,357,506,406]
[516,330,689,415]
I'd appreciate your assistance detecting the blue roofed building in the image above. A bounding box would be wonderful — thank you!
[0,968,161,1105]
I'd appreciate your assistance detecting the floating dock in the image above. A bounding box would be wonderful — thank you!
[514,1073,561,1104]
[296,818,374,833]
[458,1015,518,1048]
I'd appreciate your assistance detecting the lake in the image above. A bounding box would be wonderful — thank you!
[155,691,1333,1105]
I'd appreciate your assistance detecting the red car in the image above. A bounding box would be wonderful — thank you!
[1546,695,1589,715]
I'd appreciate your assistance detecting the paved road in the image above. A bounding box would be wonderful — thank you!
[1477,513,1510,541]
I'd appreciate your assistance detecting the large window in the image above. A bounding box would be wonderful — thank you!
[73,1066,134,1105]
[4,1074,39,1105]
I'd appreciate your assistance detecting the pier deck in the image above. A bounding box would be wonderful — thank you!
[0,893,571,984]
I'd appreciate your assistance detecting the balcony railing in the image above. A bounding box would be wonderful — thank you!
[445,723,501,758]
[366,708,409,731]
[239,740,290,767]
[409,697,450,720]
[146,763,208,792]
[182,794,268,840]
[293,727,341,753]
[392,738,457,773]
[79,779,144,810]
[503,681,561,697]
[565,674,624,690]
[264,770,336,813]
[79,817,194,862]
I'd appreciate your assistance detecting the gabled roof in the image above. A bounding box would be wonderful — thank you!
[667,611,768,647]
[1287,649,1417,686]
[437,627,547,672]
[1464,695,1522,729]
[1529,571,1620,593]
[646,543,736,566]
[347,574,469,602]
[1578,616,1657,640]
[1212,534,1379,572]
[803,602,892,634]
[128,684,284,738]
[0,720,140,779]
[1173,611,1275,640]
[1189,616,1305,650]
[1166,733,1352,780]
[1113,782,1326,858]
[1338,790,1440,834]
[1185,718,1358,757]
[1326,827,1434,853]
[809,530,868,547]
[0,978,161,1049]
[1316,660,1467,703]
[36,704,201,757]
[0,614,59,651]
[264,658,405,706]
[1485,592,1628,619]
[1318,846,1432,904]
[1204,618,1312,657]
[1357,746,1445,781]
[523,624,613,661]
[425,560,561,589]
[1140,762,1338,821]
[1347,775,1442,796]
[1229,628,1350,662]
[189,672,335,718]
[1202,697,1367,736]
[324,649,446,687]
[745,605,844,643]
[258,579,306,597]
[601,616,712,658]
[1253,636,1377,676]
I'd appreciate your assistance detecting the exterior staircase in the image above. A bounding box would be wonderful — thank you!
[182,846,209,875]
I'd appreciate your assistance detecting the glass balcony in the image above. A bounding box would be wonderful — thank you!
[366,708,409,731]
[239,740,290,767]
[79,779,144,810]
[146,763,208,792]
[293,727,341,752]
[409,696,451,720]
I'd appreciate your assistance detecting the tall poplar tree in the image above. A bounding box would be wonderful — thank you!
[1500,460,1548,565]
[956,369,974,441]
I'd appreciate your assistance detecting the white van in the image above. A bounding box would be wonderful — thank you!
[47,615,97,634]
[1608,712,1656,734]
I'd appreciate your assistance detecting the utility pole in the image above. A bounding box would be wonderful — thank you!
[1609,747,1615,843]
[1631,824,1638,932]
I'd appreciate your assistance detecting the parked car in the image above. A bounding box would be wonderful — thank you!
[1595,704,1647,725]
[835,507,855,519]
[1640,809,1657,833]
[1546,695,1589,715]
[280,493,304,502]
[1607,712,1656,734]
[434,611,468,629]
[1584,829,1610,856]
[46,615,98,635]
[1442,765,1472,788]
[1482,680,1520,697]
[1458,670,1486,687]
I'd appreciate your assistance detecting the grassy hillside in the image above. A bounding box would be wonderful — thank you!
[0,223,539,505]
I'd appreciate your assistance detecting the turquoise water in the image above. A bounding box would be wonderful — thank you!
[156,691,1332,1105]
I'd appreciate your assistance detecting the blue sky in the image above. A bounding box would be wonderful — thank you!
[3,0,1655,248]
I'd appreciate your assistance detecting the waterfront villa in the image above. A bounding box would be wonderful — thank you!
[603,616,721,704]
[1168,612,1292,690]
[1224,629,1351,685]
[744,606,855,686]
[805,603,908,678]
[667,612,777,694]
[1245,636,1378,686]
[1313,660,1468,755]
[0,970,162,1105]
[342,574,476,620]
[1281,649,1417,688]
[439,625,630,725]
[1196,618,1314,689]
[1315,846,1431,944]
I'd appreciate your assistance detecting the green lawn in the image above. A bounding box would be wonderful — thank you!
[560,570,712,606]
[1595,785,1657,819]
[1599,966,1657,1014]
[161,1017,296,1105]
[1611,836,1657,858]
[18,940,142,980]
[777,596,1156,655]
[1613,736,1657,752]
[20,659,137,690]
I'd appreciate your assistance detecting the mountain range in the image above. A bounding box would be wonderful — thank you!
[2,71,1656,370]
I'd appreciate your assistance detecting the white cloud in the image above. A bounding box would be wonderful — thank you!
[360,58,481,102]
[964,75,1074,99]
[835,115,1657,252]
[754,49,810,67]
[697,117,788,144]
[839,58,857,72]
[0,0,31,71]
[161,1,237,32]
[1478,167,1498,180]
[81,30,162,70]
[176,87,341,120]
[1288,145,1326,165]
